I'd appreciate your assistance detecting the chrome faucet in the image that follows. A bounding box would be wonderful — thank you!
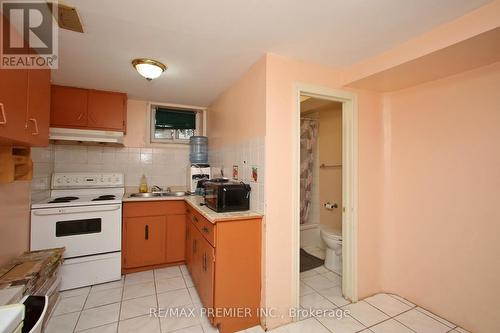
[151,185,162,193]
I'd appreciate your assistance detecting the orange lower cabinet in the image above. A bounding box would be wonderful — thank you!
[123,216,166,268]
[166,214,186,262]
[122,201,187,273]
[185,208,262,333]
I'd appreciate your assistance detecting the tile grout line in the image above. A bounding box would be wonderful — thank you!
[72,287,91,332]
[385,293,459,330]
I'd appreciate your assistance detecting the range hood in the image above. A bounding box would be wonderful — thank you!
[49,128,124,145]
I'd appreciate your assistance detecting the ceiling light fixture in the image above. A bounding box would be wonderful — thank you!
[132,58,167,81]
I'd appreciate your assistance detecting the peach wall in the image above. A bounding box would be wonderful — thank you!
[380,61,500,333]
[207,57,267,149]
[0,181,31,266]
[264,53,384,328]
[344,0,500,84]
[123,100,149,147]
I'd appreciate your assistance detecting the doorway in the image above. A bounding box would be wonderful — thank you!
[293,85,358,316]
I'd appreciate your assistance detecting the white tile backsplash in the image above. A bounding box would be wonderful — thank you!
[32,144,190,192]
[31,145,55,201]
[209,136,265,214]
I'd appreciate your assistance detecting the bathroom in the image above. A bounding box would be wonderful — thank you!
[299,96,346,308]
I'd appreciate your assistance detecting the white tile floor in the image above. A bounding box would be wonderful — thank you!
[45,264,471,333]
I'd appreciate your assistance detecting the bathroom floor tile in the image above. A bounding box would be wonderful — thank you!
[317,286,351,307]
[300,292,336,310]
[302,274,339,291]
[300,281,316,296]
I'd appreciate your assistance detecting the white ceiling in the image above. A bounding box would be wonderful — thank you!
[51,0,491,106]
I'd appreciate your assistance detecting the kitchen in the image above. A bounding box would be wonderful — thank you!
[2,1,500,333]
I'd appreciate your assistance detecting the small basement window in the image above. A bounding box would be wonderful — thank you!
[150,105,203,143]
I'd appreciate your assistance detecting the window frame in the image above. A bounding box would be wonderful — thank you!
[149,103,205,145]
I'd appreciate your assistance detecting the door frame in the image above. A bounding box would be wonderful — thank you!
[292,83,359,311]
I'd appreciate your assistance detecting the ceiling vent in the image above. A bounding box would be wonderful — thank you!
[48,2,84,33]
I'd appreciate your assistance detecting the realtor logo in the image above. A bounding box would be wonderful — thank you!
[1,0,58,68]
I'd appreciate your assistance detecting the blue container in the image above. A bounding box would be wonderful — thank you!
[189,136,208,163]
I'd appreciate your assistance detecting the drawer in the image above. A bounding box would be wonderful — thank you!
[123,200,186,217]
[198,217,215,247]
[188,207,215,247]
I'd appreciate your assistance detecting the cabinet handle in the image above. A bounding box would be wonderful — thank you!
[203,253,206,271]
[145,225,149,240]
[202,227,209,234]
[0,103,6,124]
[29,118,39,135]
[77,113,84,121]
[192,216,198,223]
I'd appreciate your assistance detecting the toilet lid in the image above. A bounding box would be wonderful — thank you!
[321,225,342,238]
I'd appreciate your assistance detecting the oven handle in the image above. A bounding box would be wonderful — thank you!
[32,205,121,216]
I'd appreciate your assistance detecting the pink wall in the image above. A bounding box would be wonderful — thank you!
[381,61,500,333]
[0,181,31,266]
[207,57,267,149]
[264,54,385,328]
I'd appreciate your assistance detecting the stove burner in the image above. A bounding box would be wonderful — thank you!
[48,196,79,203]
[92,195,116,201]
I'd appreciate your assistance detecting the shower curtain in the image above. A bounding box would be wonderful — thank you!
[300,119,318,225]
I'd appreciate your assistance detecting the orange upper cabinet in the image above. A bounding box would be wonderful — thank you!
[0,68,29,144]
[26,70,51,147]
[50,85,88,128]
[50,85,127,132]
[87,90,127,131]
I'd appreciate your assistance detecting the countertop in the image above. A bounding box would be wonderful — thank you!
[122,193,263,223]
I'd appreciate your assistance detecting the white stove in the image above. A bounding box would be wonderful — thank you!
[30,173,125,291]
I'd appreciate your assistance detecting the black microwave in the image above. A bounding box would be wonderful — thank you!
[203,179,251,213]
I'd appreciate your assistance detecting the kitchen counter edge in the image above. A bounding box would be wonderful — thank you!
[122,194,263,223]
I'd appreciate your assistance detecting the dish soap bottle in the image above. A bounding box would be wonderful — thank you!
[139,174,148,193]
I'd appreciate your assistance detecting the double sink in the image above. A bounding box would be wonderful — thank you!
[127,191,189,198]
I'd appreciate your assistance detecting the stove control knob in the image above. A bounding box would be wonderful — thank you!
[56,178,61,183]
[65,178,70,183]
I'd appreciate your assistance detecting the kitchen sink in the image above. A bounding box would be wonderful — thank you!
[129,192,162,198]
[128,191,189,198]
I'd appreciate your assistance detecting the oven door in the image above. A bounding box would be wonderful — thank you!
[30,204,121,258]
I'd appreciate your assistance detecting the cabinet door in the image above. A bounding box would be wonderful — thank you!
[26,69,50,146]
[50,85,88,128]
[199,238,215,309]
[0,68,29,144]
[166,214,186,263]
[185,216,192,269]
[123,216,166,268]
[87,90,126,131]
[190,224,202,287]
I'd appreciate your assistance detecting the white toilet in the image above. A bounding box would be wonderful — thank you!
[320,225,342,275]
